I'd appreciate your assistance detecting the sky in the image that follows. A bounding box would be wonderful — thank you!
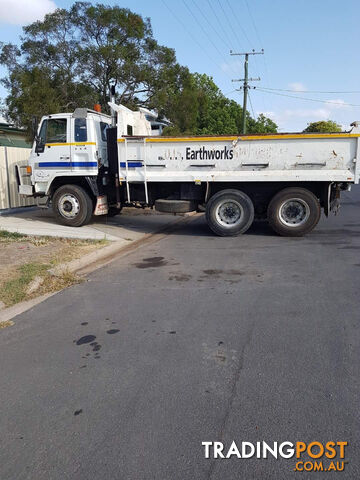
[0,0,359,131]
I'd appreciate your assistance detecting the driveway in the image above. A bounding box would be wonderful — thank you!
[0,207,183,241]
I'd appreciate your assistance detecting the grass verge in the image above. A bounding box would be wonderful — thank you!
[0,262,82,307]
[0,231,108,307]
[0,230,26,242]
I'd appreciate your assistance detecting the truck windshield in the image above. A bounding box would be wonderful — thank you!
[38,118,67,144]
[46,119,67,143]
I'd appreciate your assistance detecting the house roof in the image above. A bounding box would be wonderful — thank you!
[0,123,31,148]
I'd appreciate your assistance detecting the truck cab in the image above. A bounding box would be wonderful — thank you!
[16,109,113,226]
[21,109,111,198]
[17,104,160,227]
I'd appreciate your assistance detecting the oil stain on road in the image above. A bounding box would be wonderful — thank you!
[133,256,167,269]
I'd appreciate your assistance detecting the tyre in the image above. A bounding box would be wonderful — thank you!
[155,199,197,213]
[52,184,93,227]
[267,187,321,237]
[205,189,254,236]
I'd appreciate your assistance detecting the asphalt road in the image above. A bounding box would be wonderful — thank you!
[1,187,360,480]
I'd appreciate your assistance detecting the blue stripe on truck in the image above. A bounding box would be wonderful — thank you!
[39,161,141,168]
[120,162,143,168]
[38,162,98,168]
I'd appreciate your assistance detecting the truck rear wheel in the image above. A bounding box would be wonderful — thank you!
[206,189,254,236]
[267,187,321,236]
[52,184,93,227]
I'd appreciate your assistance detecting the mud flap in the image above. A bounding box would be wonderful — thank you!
[329,184,341,216]
[94,195,108,215]
[331,197,341,215]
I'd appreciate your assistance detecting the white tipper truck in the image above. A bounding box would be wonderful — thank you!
[17,101,360,237]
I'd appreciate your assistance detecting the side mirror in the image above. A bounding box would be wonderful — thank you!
[31,116,38,140]
[34,135,45,155]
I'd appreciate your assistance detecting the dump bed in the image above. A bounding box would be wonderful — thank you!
[117,127,360,184]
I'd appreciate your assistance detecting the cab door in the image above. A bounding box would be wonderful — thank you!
[93,117,109,167]
[70,116,98,172]
[36,117,71,170]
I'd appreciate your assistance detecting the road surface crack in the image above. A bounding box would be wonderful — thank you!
[207,319,256,480]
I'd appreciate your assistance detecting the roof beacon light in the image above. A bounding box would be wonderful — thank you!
[94,104,101,113]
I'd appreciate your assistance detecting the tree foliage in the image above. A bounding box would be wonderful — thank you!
[0,2,277,136]
[0,2,185,130]
[303,120,342,133]
[247,113,278,134]
[162,73,277,136]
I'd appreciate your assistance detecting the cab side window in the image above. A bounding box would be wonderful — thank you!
[75,118,87,142]
[46,119,67,143]
[100,122,108,142]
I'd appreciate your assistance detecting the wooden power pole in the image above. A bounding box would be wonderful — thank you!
[231,49,264,134]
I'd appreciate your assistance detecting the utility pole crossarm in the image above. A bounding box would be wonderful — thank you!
[232,77,260,82]
[230,49,264,56]
[230,49,264,134]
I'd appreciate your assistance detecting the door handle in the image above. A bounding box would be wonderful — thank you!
[60,156,70,160]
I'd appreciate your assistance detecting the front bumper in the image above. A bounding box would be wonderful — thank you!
[18,184,34,196]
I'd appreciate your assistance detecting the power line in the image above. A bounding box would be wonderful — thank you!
[259,87,360,94]
[192,1,232,50]
[182,0,237,76]
[218,0,247,50]
[223,0,254,49]
[243,0,270,115]
[182,0,224,60]
[257,88,360,107]
[223,0,260,74]
[224,0,267,112]
[222,0,262,79]
[248,90,256,118]
[206,0,234,50]
[161,0,212,57]
[160,0,233,80]
[223,89,238,96]
[244,0,263,47]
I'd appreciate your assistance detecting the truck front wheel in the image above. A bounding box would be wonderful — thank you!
[52,184,93,227]
[267,187,321,236]
[206,189,254,236]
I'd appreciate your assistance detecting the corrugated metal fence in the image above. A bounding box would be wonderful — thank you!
[0,146,36,210]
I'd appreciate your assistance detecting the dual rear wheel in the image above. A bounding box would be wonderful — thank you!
[205,187,321,237]
[267,187,321,237]
[206,189,254,237]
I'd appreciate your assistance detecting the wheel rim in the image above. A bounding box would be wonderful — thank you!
[215,200,243,227]
[278,198,310,227]
[58,194,80,219]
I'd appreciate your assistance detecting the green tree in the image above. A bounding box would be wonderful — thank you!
[247,113,278,134]
[0,2,185,130]
[0,2,276,137]
[162,73,277,136]
[303,120,342,133]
